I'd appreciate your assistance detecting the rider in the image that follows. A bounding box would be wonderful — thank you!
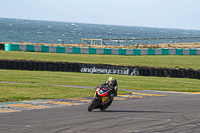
[102,77,118,107]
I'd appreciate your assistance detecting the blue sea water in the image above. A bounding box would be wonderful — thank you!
[1,17,200,46]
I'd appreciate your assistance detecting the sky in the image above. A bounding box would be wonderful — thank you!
[1,0,200,30]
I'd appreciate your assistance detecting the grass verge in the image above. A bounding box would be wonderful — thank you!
[0,69,200,92]
[0,83,129,102]
[0,50,200,102]
[1,51,200,69]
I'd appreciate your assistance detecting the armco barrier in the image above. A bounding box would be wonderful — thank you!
[0,59,199,79]
[4,43,200,55]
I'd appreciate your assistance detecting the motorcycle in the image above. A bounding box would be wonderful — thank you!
[88,85,112,112]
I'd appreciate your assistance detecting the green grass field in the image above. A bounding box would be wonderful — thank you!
[0,50,200,102]
[0,83,94,102]
[0,82,130,102]
[1,51,200,69]
[1,69,199,92]
[0,69,200,102]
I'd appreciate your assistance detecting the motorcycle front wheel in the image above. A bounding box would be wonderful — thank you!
[88,98,99,112]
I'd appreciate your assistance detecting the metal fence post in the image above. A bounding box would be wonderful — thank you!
[149,38,151,46]
[133,39,135,45]
[141,38,143,45]
[157,38,159,45]
[118,39,120,46]
[180,37,182,45]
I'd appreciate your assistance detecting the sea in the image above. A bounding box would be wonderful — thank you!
[1,17,200,46]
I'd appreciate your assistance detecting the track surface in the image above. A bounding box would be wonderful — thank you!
[0,90,200,133]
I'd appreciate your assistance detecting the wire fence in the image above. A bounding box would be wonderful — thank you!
[81,37,200,47]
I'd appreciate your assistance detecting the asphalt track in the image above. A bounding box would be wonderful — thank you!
[0,86,200,132]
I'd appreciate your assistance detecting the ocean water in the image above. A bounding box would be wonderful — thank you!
[1,17,200,46]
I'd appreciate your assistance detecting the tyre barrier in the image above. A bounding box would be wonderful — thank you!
[0,59,199,79]
[4,43,200,55]
[0,44,4,50]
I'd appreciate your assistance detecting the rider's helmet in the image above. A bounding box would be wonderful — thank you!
[108,77,114,82]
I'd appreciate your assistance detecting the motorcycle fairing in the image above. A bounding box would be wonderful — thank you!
[96,86,111,97]
[102,97,109,105]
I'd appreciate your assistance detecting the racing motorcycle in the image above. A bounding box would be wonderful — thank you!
[88,85,112,112]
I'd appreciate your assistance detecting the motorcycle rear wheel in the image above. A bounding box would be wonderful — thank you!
[100,107,107,111]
